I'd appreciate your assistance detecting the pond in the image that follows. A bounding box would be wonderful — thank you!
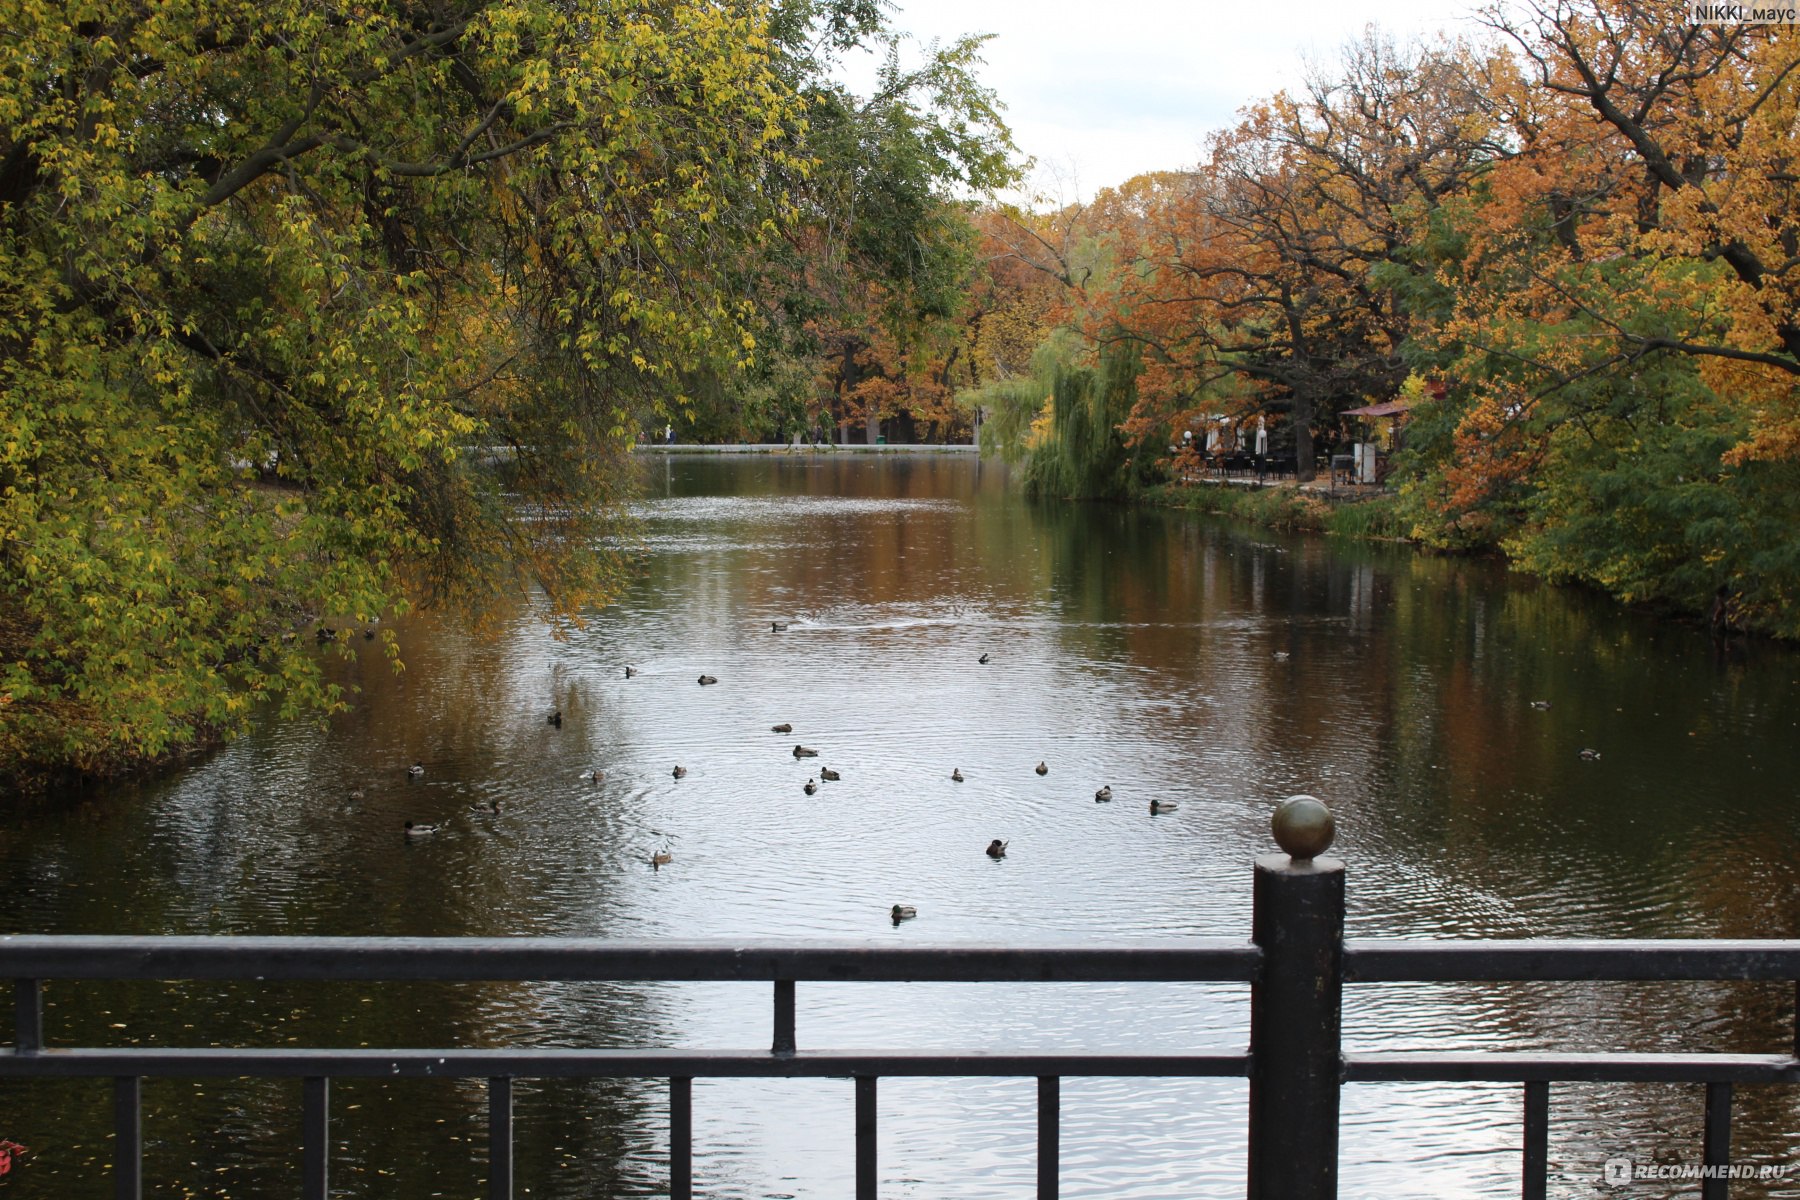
[4,452,1800,1198]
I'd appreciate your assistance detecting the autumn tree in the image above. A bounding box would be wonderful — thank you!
[1090,33,1502,481]
[1399,2,1800,628]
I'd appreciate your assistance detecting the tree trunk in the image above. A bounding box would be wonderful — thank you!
[1292,392,1316,482]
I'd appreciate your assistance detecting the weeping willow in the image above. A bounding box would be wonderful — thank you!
[1020,346,1147,500]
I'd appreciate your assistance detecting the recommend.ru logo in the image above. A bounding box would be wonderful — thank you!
[1604,1156,1793,1185]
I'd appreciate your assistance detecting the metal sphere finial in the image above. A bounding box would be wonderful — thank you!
[1272,795,1335,861]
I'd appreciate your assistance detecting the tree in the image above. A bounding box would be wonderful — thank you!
[1085,34,1501,480]
[1397,1,1800,627]
[0,0,813,788]
[792,34,1021,442]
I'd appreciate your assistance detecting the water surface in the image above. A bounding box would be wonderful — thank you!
[4,453,1800,1198]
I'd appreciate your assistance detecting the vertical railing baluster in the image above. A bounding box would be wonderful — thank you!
[670,1076,693,1200]
[303,1076,329,1200]
[855,1076,876,1200]
[13,979,42,1053]
[772,980,796,1055]
[1522,1080,1548,1200]
[488,1076,513,1200]
[114,1075,142,1200]
[1702,1081,1732,1200]
[1037,1076,1059,1200]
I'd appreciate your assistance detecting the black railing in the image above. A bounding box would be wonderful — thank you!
[5,801,1799,1199]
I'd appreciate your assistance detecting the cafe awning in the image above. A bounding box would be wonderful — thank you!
[1341,401,1410,418]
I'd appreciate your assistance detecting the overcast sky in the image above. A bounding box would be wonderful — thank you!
[845,0,1491,201]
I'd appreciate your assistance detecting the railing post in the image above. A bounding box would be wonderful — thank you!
[1248,796,1344,1200]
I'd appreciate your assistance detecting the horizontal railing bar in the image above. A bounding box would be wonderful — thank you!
[0,936,1258,983]
[0,1048,1251,1079]
[17,935,1800,985]
[1346,940,1800,982]
[1346,1051,1799,1084]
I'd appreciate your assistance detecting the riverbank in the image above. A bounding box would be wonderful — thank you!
[1141,479,1413,541]
[634,443,978,454]
[1139,477,1763,637]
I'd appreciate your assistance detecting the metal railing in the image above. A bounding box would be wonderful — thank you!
[5,800,1799,1199]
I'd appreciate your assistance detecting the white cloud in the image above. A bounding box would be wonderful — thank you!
[840,0,1488,199]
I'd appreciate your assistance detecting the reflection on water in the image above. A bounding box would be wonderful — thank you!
[4,453,1800,1198]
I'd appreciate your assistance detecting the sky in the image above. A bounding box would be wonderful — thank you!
[844,0,1492,202]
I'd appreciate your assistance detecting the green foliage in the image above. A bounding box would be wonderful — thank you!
[1323,495,1408,541]
[680,10,1023,439]
[1504,375,1800,636]
[963,331,1075,464]
[1021,346,1153,500]
[1141,481,1334,532]
[0,0,816,789]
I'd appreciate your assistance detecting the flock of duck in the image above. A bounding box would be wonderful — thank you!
[388,646,1179,917]
[385,663,1589,868]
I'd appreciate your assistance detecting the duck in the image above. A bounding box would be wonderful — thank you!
[471,799,502,815]
[951,768,964,782]
[771,723,793,733]
[803,778,818,795]
[1034,761,1048,776]
[978,652,991,664]
[1094,785,1113,803]
[580,769,605,783]
[1150,799,1179,814]
[793,745,818,758]
[403,821,439,838]
[347,788,365,803]
[1530,700,1552,710]
[625,665,637,678]
[1579,748,1602,761]
[1273,651,1291,661]
[651,850,672,870]
[672,765,688,779]
[819,767,840,782]
[363,627,376,640]
[547,709,562,727]
[772,621,789,632]
[407,762,424,778]
[985,839,1008,859]
[698,674,718,686]
[891,905,917,922]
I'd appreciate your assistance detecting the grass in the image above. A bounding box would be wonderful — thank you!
[1142,482,1411,541]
